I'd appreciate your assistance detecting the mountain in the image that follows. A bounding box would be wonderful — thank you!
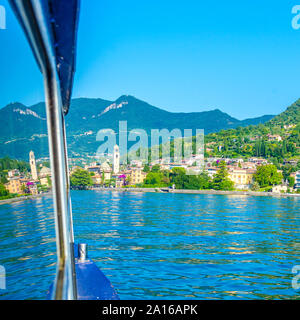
[202,98,300,163]
[267,98,300,127]
[0,95,274,159]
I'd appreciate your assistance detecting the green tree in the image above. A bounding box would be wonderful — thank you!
[282,140,287,155]
[287,176,295,188]
[169,167,186,189]
[182,172,210,190]
[151,164,161,173]
[143,172,164,187]
[0,184,9,198]
[251,181,260,191]
[143,164,150,172]
[253,164,283,188]
[70,169,93,189]
[47,175,52,187]
[212,161,234,191]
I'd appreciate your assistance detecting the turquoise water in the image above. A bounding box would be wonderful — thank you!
[0,190,300,300]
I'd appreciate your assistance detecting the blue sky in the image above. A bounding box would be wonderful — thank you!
[0,0,300,119]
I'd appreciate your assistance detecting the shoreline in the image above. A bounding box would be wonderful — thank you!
[1,188,299,205]
[0,192,51,205]
[90,187,300,198]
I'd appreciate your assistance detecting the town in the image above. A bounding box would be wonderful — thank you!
[1,143,300,201]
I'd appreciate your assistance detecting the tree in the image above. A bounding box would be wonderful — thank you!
[109,178,116,187]
[143,164,150,173]
[251,181,260,191]
[169,167,186,189]
[212,161,234,191]
[0,184,9,198]
[0,171,8,184]
[70,169,93,189]
[287,176,295,188]
[151,164,161,173]
[253,164,283,188]
[47,175,52,187]
[143,172,164,187]
[282,140,287,155]
[182,172,210,190]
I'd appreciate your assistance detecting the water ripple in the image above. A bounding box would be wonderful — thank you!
[0,191,300,299]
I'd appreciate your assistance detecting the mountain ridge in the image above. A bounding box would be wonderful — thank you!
[0,95,275,159]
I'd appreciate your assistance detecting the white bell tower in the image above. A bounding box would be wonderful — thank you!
[113,145,120,174]
[29,150,38,180]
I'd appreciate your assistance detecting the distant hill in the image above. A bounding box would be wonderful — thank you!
[0,95,274,159]
[202,98,300,163]
[267,98,300,127]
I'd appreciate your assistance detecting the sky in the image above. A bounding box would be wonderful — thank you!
[0,0,300,119]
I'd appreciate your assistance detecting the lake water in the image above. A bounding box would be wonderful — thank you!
[0,190,300,300]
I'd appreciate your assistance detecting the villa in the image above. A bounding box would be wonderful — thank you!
[228,168,256,189]
[129,168,147,185]
[5,177,24,194]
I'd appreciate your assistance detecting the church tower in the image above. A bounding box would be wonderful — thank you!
[29,151,38,180]
[113,145,120,174]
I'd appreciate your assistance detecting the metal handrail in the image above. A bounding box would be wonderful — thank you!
[9,0,77,300]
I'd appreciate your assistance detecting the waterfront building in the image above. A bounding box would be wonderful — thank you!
[113,145,120,174]
[91,172,102,186]
[39,166,51,186]
[26,181,38,195]
[5,177,24,194]
[29,151,38,181]
[129,168,147,185]
[115,174,127,188]
[295,171,300,190]
[100,161,112,181]
[228,168,255,189]
[272,184,288,193]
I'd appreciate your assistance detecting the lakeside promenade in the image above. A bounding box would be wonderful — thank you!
[91,187,300,198]
[0,192,51,205]
[1,188,299,206]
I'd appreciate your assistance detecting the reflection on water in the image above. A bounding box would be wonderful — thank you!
[0,191,300,299]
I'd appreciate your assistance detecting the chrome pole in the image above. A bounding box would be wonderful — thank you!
[62,118,77,298]
[9,0,77,300]
[44,71,76,300]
